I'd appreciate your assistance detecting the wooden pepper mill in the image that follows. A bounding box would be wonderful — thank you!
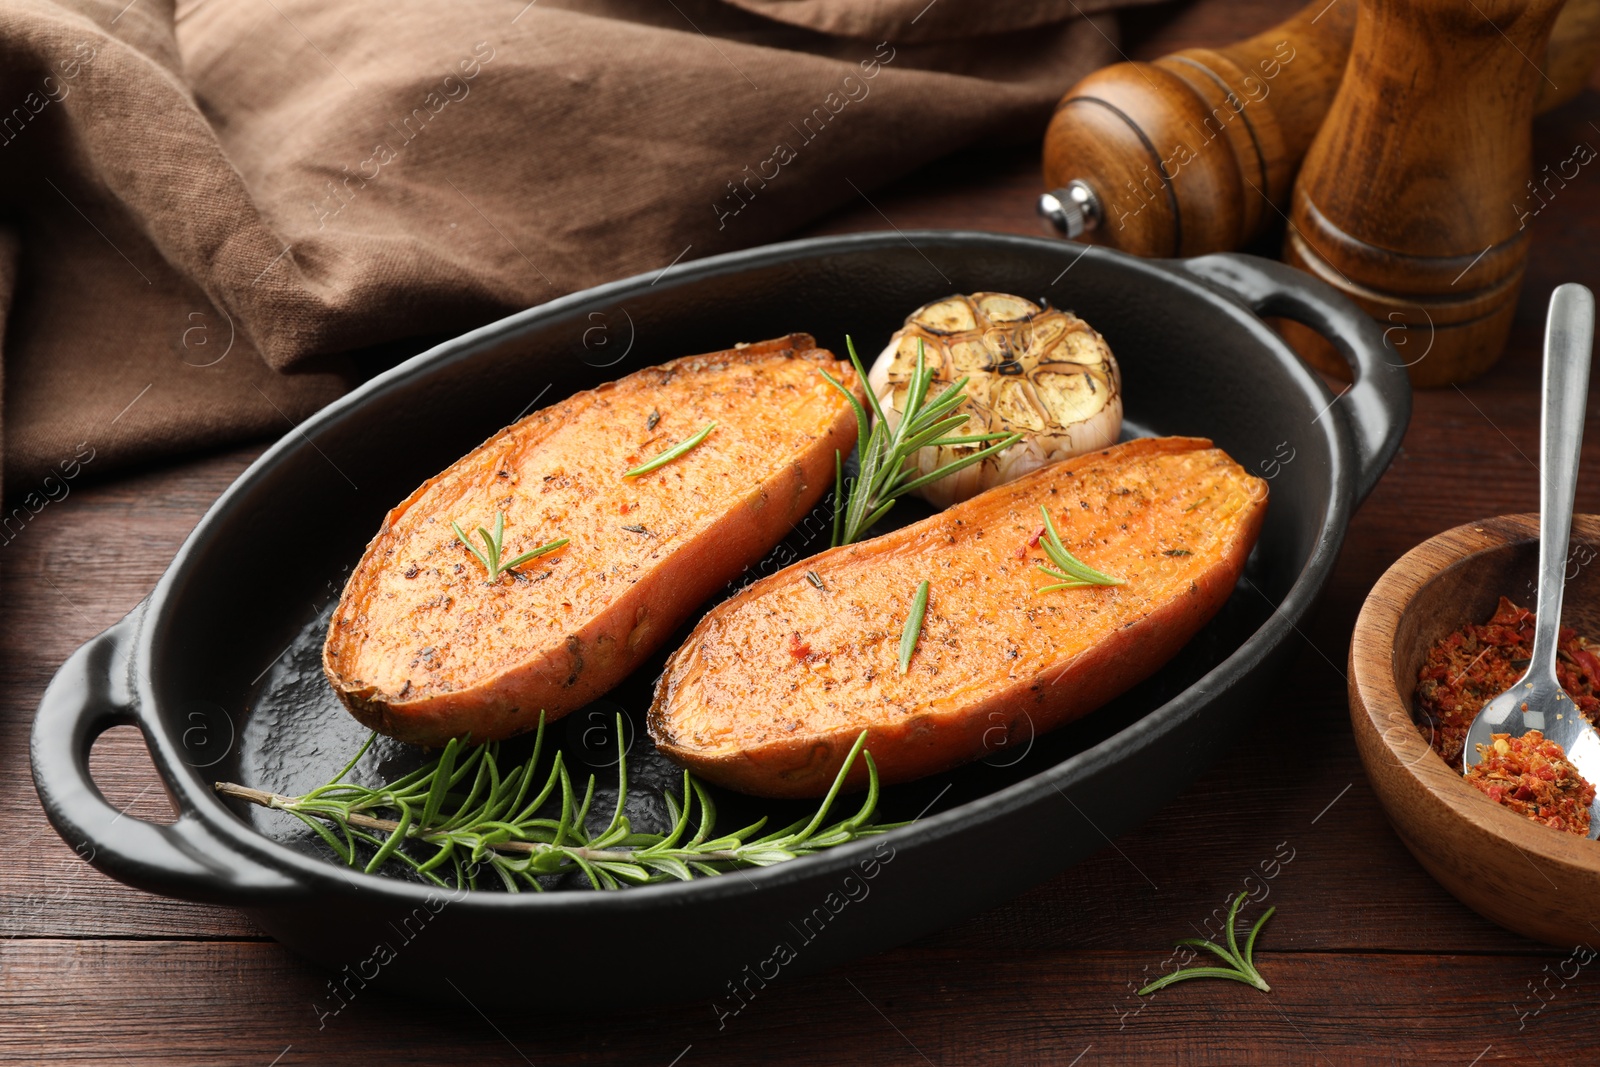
[1040,0,1356,257]
[1283,0,1569,385]
[1039,0,1600,259]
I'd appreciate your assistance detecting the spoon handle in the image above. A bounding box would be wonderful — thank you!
[1530,283,1596,685]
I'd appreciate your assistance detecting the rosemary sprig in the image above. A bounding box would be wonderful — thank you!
[899,580,930,674]
[1137,892,1275,995]
[822,338,1021,547]
[451,511,568,583]
[214,714,897,892]
[625,420,717,478]
[1035,505,1123,593]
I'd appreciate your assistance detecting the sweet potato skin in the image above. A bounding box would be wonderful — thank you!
[324,334,860,746]
[648,436,1268,797]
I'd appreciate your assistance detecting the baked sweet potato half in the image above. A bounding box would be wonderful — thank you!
[648,436,1268,797]
[324,334,860,745]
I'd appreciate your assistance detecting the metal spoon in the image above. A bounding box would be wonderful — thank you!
[1464,283,1600,837]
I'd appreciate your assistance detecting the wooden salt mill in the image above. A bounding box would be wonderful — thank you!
[1039,0,1600,260]
[1284,0,1569,385]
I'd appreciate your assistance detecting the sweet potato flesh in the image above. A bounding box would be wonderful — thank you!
[324,335,858,744]
[649,437,1268,796]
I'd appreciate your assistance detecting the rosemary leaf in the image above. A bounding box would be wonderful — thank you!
[1035,505,1123,592]
[894,434,1022,498]
[366,802,414,874]
[899,580,930,675]
[1137,966,1265,995]
[1137,892,1274,995]
[451,521,492,574]
[1244,903,1275,963]
[624,420,717,478]
[453,510,567,582]
[501,538,569,571]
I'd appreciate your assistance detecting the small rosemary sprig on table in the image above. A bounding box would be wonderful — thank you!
[822,338,1020,548]
[451,511,567,583]
[215,715,896,892]
[625,420,717,478]
[1137,892,1276,994]
[1034,505,1123,593]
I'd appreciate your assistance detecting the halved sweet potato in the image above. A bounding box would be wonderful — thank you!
[324,334,860,745]
[648,436,1268,797]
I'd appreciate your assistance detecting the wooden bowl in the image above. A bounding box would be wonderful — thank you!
[1351,513,1600,946]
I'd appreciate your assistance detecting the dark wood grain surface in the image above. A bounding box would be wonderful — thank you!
[9,2,1600,1063]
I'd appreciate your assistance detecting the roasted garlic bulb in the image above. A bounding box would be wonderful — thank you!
[867,292,1123,508]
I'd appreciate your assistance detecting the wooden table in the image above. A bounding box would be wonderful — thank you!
[8,3,1600,1063]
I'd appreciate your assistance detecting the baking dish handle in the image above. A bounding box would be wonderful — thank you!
[31,605,304,904]
[1176,252,1412,506]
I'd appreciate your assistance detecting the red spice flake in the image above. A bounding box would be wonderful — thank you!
[618,501,631,515]
[1414,597,1600,764]
[1574,646,1600,685]
[1465,730,1595,836]
[788,632,812,660]
[1028,526,1045,548]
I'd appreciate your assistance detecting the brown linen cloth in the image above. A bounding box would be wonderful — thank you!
[0,0,1156,500]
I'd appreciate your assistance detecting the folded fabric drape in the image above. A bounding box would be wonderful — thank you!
[0,0,1154,498]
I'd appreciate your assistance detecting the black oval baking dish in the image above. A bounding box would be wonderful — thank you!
[32,231,1409,1008]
